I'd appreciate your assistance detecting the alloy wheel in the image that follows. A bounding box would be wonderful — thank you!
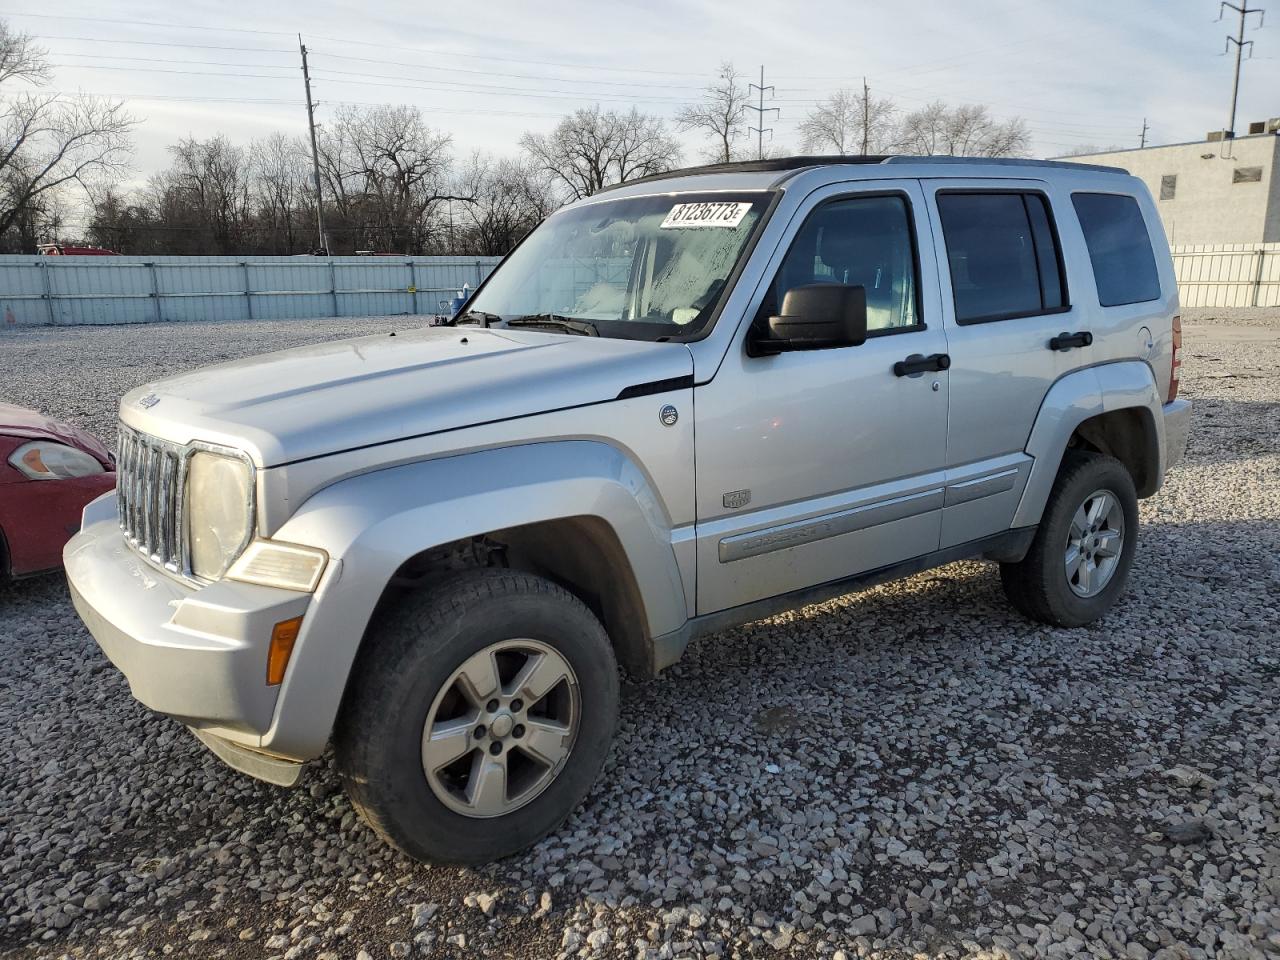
[421,639,580,818]
[1065,488,1125,598]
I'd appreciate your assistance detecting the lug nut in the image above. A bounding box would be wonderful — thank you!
[510,698,523,712]
[512,724,525,739]
[489,742,503,756]
[486,698,499,712]
[474,725,486,739]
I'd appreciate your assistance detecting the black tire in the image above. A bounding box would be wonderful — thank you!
[335,569,619,864]
[1000,450,1139,627]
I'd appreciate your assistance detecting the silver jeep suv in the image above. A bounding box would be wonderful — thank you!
[65,156,1191,864]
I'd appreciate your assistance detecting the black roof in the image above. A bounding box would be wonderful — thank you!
[596,154,1125,192]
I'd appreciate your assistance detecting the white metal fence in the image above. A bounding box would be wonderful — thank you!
[2,246,1275,328]
[1171,243,1280,308]
[0,255,501,327]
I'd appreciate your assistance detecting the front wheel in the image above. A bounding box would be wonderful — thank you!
[1000,450,1139,627]
[335,569,619,864]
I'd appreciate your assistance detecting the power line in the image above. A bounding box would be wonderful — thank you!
[1,11,296,36]
[306,50,706,89]
[31,34,294,54]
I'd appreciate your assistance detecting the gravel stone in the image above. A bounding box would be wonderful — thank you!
[1,312,1278,959]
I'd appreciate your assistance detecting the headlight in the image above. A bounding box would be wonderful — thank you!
[9,440,105,480]
[227,540,329,593]
[187,451,254,580]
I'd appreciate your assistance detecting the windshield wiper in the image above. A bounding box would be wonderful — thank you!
[504,314,599,337]
[449,309,501,327]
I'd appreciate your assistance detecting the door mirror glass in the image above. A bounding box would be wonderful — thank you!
[764,283,868,351]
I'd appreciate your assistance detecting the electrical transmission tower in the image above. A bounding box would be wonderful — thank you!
[747,66,779,160]
[1218,1,1265,137]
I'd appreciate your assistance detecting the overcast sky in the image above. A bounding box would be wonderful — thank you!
[4,0,1278,192]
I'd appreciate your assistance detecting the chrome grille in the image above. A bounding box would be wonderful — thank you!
[117,426,186,572]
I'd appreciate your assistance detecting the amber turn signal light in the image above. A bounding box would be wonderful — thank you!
[267,616,304,685]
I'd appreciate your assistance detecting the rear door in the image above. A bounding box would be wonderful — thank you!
[922,179,1093,547]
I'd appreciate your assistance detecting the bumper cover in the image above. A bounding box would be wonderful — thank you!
[65,495,311,759]
[1163,398,1192,471]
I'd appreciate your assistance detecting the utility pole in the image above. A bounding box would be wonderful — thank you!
[862,77,871,155]
[299,35,328,255]
[1218,2,1265,137]
[1140,118,1148,149]
[747,66,778,160]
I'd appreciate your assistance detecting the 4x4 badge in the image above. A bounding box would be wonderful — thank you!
[138,393,160,409]
[659,404,678,427]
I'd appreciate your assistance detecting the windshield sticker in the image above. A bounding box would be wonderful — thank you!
[660,201,753,229]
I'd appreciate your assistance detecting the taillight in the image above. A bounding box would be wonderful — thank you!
[1168,315,1182,403]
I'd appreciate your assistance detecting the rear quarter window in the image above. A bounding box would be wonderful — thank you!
[1070,193,1161,307]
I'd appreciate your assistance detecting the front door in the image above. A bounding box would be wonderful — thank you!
[694,181,952,615]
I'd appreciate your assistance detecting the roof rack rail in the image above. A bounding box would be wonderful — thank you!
[595,155,890,192]
[881,156,1127,174]
[593,154,1128,194]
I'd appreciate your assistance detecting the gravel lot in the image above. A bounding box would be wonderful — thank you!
[2,313,1279,960]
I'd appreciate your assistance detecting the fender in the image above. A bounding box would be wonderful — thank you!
[258,440,689,760]
[1012,361,1165,529]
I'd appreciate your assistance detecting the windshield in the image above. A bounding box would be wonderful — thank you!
[466,191,772,339]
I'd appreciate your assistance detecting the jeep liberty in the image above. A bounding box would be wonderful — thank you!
[65,156,1191,864]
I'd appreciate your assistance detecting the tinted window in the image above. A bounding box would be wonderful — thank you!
[1071,193,1161,307]
[766,194,920,333]
[936,192,1067,324]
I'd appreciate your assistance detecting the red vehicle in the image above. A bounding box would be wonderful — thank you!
[0,404,116,578]
[36,244,120,256]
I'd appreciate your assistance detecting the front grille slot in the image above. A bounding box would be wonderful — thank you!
[117,426,185,572]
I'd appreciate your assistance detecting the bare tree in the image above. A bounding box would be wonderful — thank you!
[318,104,468,252]
[167,135,251,254]
[676,62,751,163]
[521,106,680,200]
[898,101,1029,158]
[455,153,555,256]
[1061,143,1123,157]
[799,86,898,155]
[0,19,135,248]
[249,133,310,254]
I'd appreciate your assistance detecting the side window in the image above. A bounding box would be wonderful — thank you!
[936,192,1067,324]
[763,194,920,334]
[1071,192,1161,307]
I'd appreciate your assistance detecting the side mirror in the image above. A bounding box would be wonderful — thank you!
[760,283,868,352]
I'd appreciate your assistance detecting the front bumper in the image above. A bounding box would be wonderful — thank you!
[64,492,312,775]
[1163,398,1192,471]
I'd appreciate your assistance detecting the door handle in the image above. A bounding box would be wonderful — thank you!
[1049,330,1093,351]
[893,353,951,377]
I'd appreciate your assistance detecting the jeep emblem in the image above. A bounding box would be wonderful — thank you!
[723,489,751,510]
[659,404,678,427]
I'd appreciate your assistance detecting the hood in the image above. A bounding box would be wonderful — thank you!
[119,326,693,467]
[0,403,113,464]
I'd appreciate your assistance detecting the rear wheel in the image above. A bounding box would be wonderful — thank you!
[1000,451,1138,627]
[335,569,619,864]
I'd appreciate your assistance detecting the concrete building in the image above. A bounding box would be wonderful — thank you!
[1062,127,1280,245]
